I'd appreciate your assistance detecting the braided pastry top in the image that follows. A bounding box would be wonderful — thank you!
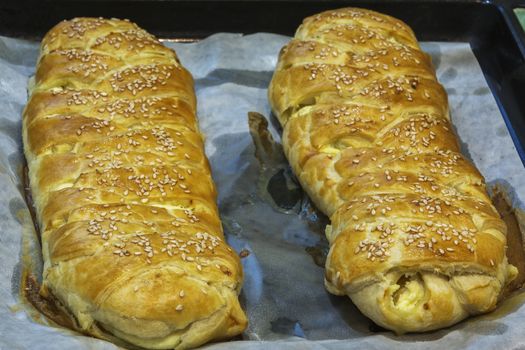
[269,8,517,333]
[23,18,246,349]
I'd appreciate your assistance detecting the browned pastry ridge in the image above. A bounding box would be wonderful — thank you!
[268,8,518,333]
[23,18,247,349]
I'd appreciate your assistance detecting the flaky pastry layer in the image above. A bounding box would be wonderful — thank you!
[268,7,517,333]
[23,17,247,349]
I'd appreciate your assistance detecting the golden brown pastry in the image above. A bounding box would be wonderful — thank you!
[23,18,246,349]
[268,8,518,333]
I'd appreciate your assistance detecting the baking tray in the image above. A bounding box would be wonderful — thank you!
[1,0,525,347]
[1,0,525,164]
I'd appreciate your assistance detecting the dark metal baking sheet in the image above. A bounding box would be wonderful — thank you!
[1,1,525,348]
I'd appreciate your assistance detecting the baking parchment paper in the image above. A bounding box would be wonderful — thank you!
[0,33,524,350]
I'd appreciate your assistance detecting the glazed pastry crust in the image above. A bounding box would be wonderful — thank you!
[23,18,246,349]
[268,8,517,333]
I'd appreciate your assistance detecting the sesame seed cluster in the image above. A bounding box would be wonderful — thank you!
[269,8,509,289]
[23,18,246,346]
